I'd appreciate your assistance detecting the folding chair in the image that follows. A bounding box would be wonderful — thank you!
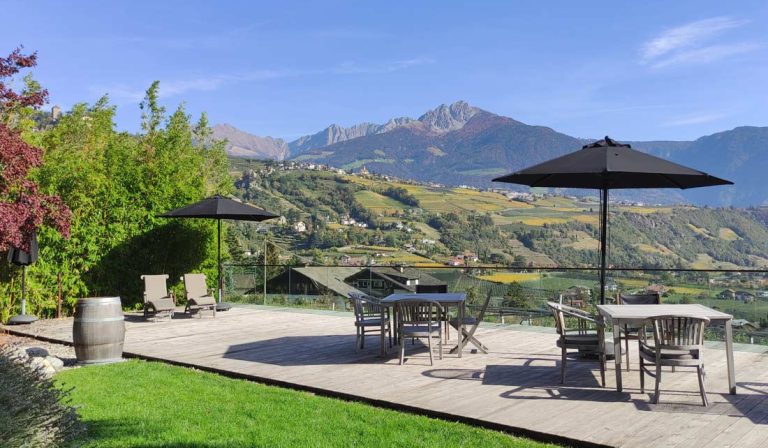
[449,290,492,354]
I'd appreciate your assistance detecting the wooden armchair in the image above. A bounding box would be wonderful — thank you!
[617,292,661,371]
[349,292,391,353]
[639,315,710,406]
[548,301,606,387]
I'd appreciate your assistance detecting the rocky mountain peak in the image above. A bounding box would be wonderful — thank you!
[417,100,482,133]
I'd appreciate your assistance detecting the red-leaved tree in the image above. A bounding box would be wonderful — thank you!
[0,47,70,252]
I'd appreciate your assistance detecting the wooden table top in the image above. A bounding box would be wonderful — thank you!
[598,303,733,322]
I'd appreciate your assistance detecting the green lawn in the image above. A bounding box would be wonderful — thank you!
[56,360,557,448]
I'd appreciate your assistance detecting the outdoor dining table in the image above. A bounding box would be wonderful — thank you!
[380,292,467,358]
[597,304,736,395]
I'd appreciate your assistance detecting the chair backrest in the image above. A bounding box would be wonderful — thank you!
[619,292,661,305]
[647,315,709,350]
[141,274,169,303]
[396,299,443,326]
[547,301,602,336]
[183,273,209,299]
[349,293,385,322]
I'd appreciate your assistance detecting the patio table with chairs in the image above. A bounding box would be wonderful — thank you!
[598,303,736,396]
[380,292,467,360]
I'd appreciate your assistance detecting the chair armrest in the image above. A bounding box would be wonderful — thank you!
[561,308,603,326]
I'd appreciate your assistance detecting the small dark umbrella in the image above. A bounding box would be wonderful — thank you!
[160,195,278,309]
[493,137,733,303]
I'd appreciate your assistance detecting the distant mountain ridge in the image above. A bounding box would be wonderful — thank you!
[212,123,289,160]
[215,101,768,206]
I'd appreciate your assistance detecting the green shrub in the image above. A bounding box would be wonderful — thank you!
[0,348,84,447]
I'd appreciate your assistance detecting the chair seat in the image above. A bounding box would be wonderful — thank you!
[558,333,601,349]
[402,325,441,337]
[640,344,697,361]
[190,295,216,307]
[147,298,175,311]
[356,318,388,327]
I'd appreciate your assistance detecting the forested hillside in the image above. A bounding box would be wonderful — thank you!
[229,160,768,270]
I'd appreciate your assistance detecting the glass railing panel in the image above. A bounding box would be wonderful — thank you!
[221,263,768,344]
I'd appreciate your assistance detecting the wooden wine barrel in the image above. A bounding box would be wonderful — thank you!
[72,297,125,364]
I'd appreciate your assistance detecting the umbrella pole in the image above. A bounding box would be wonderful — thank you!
[599,188,609,305]
[21,265,27,315]
[218,219,222,303]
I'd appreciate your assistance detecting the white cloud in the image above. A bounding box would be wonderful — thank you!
[640,17,758,68]
[641,17,747,60]
[333,58,434,74]
[90,58,434,103]
[665,112,727,126]
[650,43,759,69]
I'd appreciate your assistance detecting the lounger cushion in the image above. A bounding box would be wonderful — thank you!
[146,298,175,312]
[189,295,216,307]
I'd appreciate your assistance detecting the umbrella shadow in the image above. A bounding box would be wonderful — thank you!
[423,359,633,403]
[223,335,388,366]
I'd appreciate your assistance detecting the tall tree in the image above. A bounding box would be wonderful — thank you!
[0,47,70,252]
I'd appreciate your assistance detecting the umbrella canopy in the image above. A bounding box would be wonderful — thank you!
[493,137,733,303]
[161,195,278,306]
[160,195,279,221]
[493,137,732,190]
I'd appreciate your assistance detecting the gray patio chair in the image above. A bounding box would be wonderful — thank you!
[548,301,606,387]
[639,315,710,406]
[618,292,661,371]
[449,290,492,354]
[181,273,217,318]
[141,274,175,320]
[396,299,443,366]
[349,292,391,353]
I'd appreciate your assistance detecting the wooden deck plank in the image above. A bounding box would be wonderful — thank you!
[5,305,768,448]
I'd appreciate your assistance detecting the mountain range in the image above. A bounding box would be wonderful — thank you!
[215,101,768,206]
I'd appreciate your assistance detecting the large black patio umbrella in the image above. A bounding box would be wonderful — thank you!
[161,195,278,310]
[493,136,733,304]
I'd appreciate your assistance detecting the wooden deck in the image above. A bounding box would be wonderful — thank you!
[5,305,768,447]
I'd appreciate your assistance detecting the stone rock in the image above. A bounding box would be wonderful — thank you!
[25,346,50,358]
[45,356,64,372]
[28,357,56,379]
[5,347,29,363]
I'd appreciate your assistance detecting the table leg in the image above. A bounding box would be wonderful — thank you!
[380,318,386,357]
[613,322,623,392]
[725,319,736,395]
[457,303,464,358]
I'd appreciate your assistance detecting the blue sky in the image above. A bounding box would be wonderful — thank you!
[3,1,767,141]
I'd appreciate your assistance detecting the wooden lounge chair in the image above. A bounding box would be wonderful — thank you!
[639,315,710,406]
[181,273,217,318]
[141,274,175,320]
[349,292,391,353]
[618,292,661,371]
[449,290,492,354]
[397,299,443,366]
[548,301,606,387]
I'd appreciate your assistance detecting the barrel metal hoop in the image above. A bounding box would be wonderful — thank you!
[73,317,125,323]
